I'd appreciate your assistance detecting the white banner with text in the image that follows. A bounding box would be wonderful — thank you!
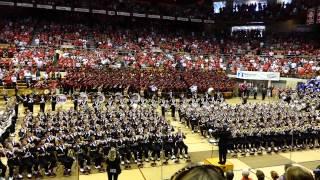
[236,71,280,81]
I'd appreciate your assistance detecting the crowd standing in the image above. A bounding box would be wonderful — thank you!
[0,18,320,90]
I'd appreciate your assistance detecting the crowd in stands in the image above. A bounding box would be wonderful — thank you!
[0,1,320,180]
[0,18,319,90]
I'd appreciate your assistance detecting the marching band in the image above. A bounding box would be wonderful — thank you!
[0,88,318,179]
[0,94,190,179]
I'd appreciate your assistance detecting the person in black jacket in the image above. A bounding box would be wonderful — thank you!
[217,126,231,165]
[23,94,28,113]
[106,147,121,180]
[39,95,46,112]
[51,94,57,111]
[73,94,78,111]
[27,95,34,113]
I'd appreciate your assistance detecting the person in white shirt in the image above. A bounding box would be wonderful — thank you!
[31,74,36,83]
[11,75,17,87]
[0,72,3,86]
[34,38,40,46]
[43,72,48,82]
[24,70,32,88]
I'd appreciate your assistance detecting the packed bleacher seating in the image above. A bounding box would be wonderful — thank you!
[0,3,320,179]
[0,18,319,90]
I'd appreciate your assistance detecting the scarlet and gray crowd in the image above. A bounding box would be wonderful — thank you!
[0,19,320,90]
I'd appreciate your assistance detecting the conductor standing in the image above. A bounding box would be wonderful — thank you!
[217,126,231,165]
[39,95,46,112]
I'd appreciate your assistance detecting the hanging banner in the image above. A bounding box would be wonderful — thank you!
[306,8,315,25]
[148,14,161,19]
[74,8,90,13]
[163,16,175,20]
[204,19,215,24]
[37,4,53,9]
[0,1,14,6]
[148,14,160,19]
[108,11,116,16]
[317,6,320,24]
[132,13,146,17]
[191,18,202,23]
[177,17,189,21]
[236,71,280,81]
[56,6,71,11]
[17,3,33,8]
[117,11,130,16]
[92,9,106,14]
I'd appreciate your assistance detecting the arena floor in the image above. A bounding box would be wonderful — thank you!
[3,96,320,180]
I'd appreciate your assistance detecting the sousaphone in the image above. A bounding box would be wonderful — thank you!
[130,93,141,104]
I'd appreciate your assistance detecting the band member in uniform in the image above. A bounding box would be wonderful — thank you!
[51,94,57,111]
[164,132,176,161]
[36,140,50,176]
[55,140,74,176]
[39,95,46,112]
[92,98,100,113]
[45,140,57,177]
[151,133,162,161]
[14,96,20,118]
[73,94,78,111]
[75,138,91,173]
[5,144,18,180]
[23,94,28,113]
[262,86,267,100]
[89,138,103,171]
[117,138,126,165]
[161,100,166,117]
[130,136,141,164]
[190,114,198,133]
[141,133,150,162]
[171,99,176,118]
[17,139,34,179]
[0,145,7,179]
[28,95,34,113]
[174,128,189,158]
